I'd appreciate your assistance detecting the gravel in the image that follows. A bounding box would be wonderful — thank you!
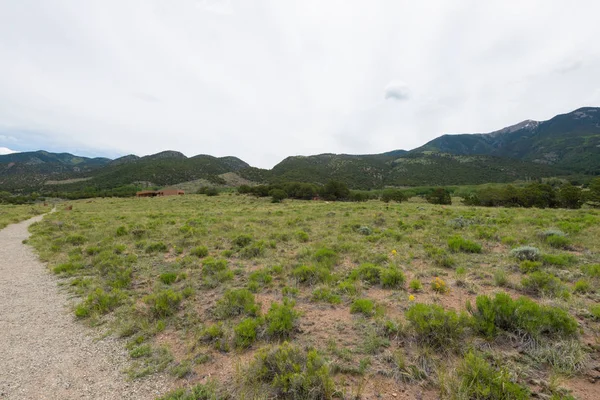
[0,214,173,400]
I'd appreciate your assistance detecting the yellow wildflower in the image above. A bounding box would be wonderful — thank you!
[391,249,397,256]
[408,295,415,301]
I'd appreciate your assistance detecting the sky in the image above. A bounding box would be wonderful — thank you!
[1,0,600,167]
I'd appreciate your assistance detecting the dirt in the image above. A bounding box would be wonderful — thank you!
[0,214,173,400]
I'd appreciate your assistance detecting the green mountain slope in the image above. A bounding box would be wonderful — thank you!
[414,107,600,173]
[0,151,110,190]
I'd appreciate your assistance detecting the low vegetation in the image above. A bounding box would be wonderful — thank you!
[23,194,599,399]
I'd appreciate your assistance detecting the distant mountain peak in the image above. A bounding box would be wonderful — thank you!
[486,120,539,137]
[142,150,187,160]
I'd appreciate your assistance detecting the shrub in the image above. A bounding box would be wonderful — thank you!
[431,277,449,293]
[447,236,482,253]
[313,247,338,268]
[493,270,509,287]
[191,246,209,258]
[521,271,569,298]
[75,288,123,318]
[292,265,332,286]
[202,257,233,286]
[311,287,341,304]
[542,253,577,266]
[295,230,309,242]
[470,292,578,339]
[519,260,542,273]
[452,351,530,399]
[350,298,376,316]
[233,234,253,248]
[405,303,467,349]
[264,301,300,339]
[381,189,407,203]
[240,342,334,399]
[116,226,128,236]
[269,189,287,203]
[146,242,168,253]
[240,241,266,259]
[159,272,178,285]
[144,289,183,318]
[357,226,373,236]
[511,246,541,261]
[409,279,423,292]
[425,188,451,205]
[158,382,223,400]
[573,279,591,294]
[546,235,571,249]
[380,268,405,289]
[214,289,259,319]
[349,263,381,285]
[336,280,360,296]
[234,318,261,348]
[66,234,86,245]
[590,304,600,320]
[582,264,600,278]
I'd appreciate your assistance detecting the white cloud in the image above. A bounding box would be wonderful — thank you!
[0,147,17,155]
[0,1,599,168]
[384,81,410,101]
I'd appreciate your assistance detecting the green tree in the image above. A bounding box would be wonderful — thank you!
[269,189,287,203]
[425,188,451,205]
[321,180,350,201]
[558,183,582,209]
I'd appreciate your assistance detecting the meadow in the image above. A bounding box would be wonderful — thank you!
[0,203,45,230]
[26,194,600,399]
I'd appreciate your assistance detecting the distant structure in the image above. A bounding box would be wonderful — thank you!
[136,189,184,197]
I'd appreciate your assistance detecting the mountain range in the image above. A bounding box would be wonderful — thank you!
[1,107,599,192]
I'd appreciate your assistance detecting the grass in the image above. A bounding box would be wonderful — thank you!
[0,203,45,230]
[24,195,600,399]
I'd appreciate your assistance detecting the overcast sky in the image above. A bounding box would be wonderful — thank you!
[1,0,599,167]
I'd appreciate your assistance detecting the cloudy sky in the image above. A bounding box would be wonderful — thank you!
[1,0,599,167]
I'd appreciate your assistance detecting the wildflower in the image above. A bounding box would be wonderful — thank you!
[408,295,415,301]
[391,249,397,256]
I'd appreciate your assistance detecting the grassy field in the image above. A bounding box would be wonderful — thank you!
[0,203,46,230]
[28,195,600,399]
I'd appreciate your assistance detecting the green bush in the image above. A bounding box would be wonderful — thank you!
[264,301,299,339]
[234,318,261,349]
[350,298,376,317]
[582,264,600,278]
[447,236,482,253]
[240,342,334,399]
[349,263,381,285]
[380,268,405,289]
[202,257,233,287]
[146,242,168,253]
[311,287,341,304]
[425,188,451,205]
[313,247,338,268]
[240,241,266,259]
[470,292,578,339]
[75,288,123,318]
[292,265,332,285]
[590,304,600,320]
[452,351,530,399]
[53,261,84,275]
[158,381,223,400]
[144,289,183,318]
[521,271,569,298]
[409,279,423,292]
[542,253,577,266]
[573,279,591,294]
[546,235,571,249]
[381,189,407,203]
[519,260,542,273]
[191,246,209,258]
[233,234,253,248]
[269,189,287,203]
[295,231,309,242]
[405,303,467,349]
[159,272,178,285]
[214,289,259,319]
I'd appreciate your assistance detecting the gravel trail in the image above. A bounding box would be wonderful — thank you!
[0,214,172,400]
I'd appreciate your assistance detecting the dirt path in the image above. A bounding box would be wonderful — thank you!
[0,215,172,400]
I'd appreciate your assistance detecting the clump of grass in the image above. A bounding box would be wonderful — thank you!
[75,288,124,318]
[409,279,423,292]
[214,289,259,319]
[348,263,405,289]
[233,234,253,248]
[157,381,223,400]
[234,317,262,349]
[336,279,360,296]
[405,303,468,350]
[238,342,334,399]
[521,271,569,299]
[527,339,589,376]
[447,351,530,399]
[350,298,377,317]
[380,267,406,289]
[53,261,84,275]
[313,247,338,268]
[469,292,578,339]
[581,264,600,278]
[240,240,266,259]
[349,263,381,285]
[159,272,178,285]
[447,235,482,253]
[542,253,577,266]
[511,246,541,261]
[144,289,183,318]
[295,230,309,242]
[202,257,233,287]
[573,279,591,294]
[493,269,509,287]
[145,242,168,253]
[292,265,332,286]
[546,235,572,249]
[519,260,542,273]
[589,304,600,320]
[264,300,300,339]
[190,245,209,258]
[311,287,342,304]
